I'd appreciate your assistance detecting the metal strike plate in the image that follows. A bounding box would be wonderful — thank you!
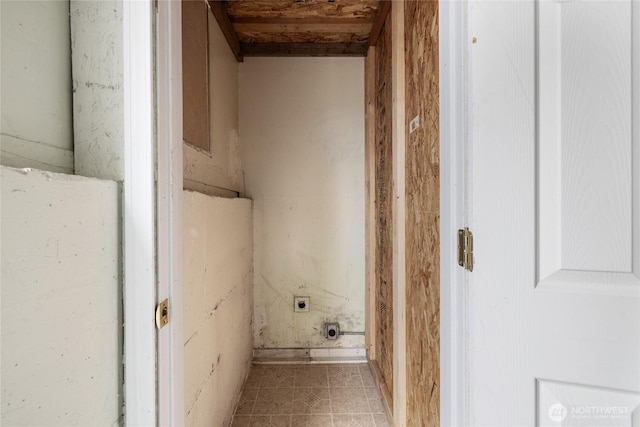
[156,299,169,329]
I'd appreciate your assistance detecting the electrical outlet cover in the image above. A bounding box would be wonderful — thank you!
[324,322,340,340]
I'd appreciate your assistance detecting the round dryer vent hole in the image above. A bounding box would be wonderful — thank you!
[294,296,310,313]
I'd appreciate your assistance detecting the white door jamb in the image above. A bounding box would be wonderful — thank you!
[439,0,468,425]
[156,1,185,425]
[123,0,156,425]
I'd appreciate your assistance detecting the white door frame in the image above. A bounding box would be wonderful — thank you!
[439,0,468,425]
[123,0,156,425]
[156,0,185,426]
[123,1,185,425]
[127,0,470,424]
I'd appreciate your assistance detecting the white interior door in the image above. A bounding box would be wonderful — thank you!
[467,1,640,425]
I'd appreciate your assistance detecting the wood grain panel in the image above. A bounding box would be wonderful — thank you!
[368,0,391,46]
[231,17,370,25]
[374,13,393,402]
[404,0,440,425]
[224,0,379,20]
[237,31,370,44]
[182,0,210,152]
[207,0,243,62]
[233,22,372,34]
[365,46,376,358]
[234,20,371,44]
[241,42,368,57]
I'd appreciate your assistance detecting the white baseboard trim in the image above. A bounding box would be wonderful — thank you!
[253,348,366,364]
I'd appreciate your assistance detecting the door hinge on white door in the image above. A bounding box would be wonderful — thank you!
[457,228,474,272]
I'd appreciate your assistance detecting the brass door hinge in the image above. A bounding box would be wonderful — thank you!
[457,228,474,272]
[156,299,169,329]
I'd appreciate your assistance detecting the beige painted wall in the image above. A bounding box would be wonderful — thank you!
[70,0,124,181]
[240,57,366,349]
[0,166,121,426]
[183,191,253,426]
[183,13,242,196]
[0,0,74,174]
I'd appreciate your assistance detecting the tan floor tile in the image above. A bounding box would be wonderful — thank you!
[251,364,270,371]
[235,399,256,415]
[359,366,376,388]
[291,414,333,427]
[292,388,331,414]
[368,398,385,414]
[262,367,296,387]
[232,415,252,427]
[257,387,295,401]
[330,387,369,413]
[294,367,328,387]
[245,370,264,388]
[253,399,294,415]
[237,387,259,414]
[294,366,328,374]
[234,364,389,425]
[328,366,363,387]
[372,414,390,427]
[363,387,378,399]
[249,415,292,427]
[243,388,260,399]
[330,365,361,375]
[332,413,375,427]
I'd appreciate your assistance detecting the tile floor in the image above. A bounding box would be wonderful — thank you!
[231,363,390,427]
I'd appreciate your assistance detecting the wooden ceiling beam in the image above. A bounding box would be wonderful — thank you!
[233,22,373,34]
[231,17,374,25]
[367,0,391,46]
[241,42,368,57]
[207,0,243,63]
[237,33,370,44]
[224,0,380,20]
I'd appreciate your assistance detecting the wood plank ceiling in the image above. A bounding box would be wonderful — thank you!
[206,0,391,61]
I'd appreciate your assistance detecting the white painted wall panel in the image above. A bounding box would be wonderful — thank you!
[0,0,74,174]
[539,0,632,274]
[0,166,120,426]
[70,0,124,181]
[240,57,365,349]
[183,15,242,196]
[183,191,253,427]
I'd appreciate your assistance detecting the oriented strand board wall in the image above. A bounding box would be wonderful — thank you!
[374,15,394,399]
[240,57,365,349]
[1,166,121,426]
[404,0,440,425]
[183,191,253,426]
